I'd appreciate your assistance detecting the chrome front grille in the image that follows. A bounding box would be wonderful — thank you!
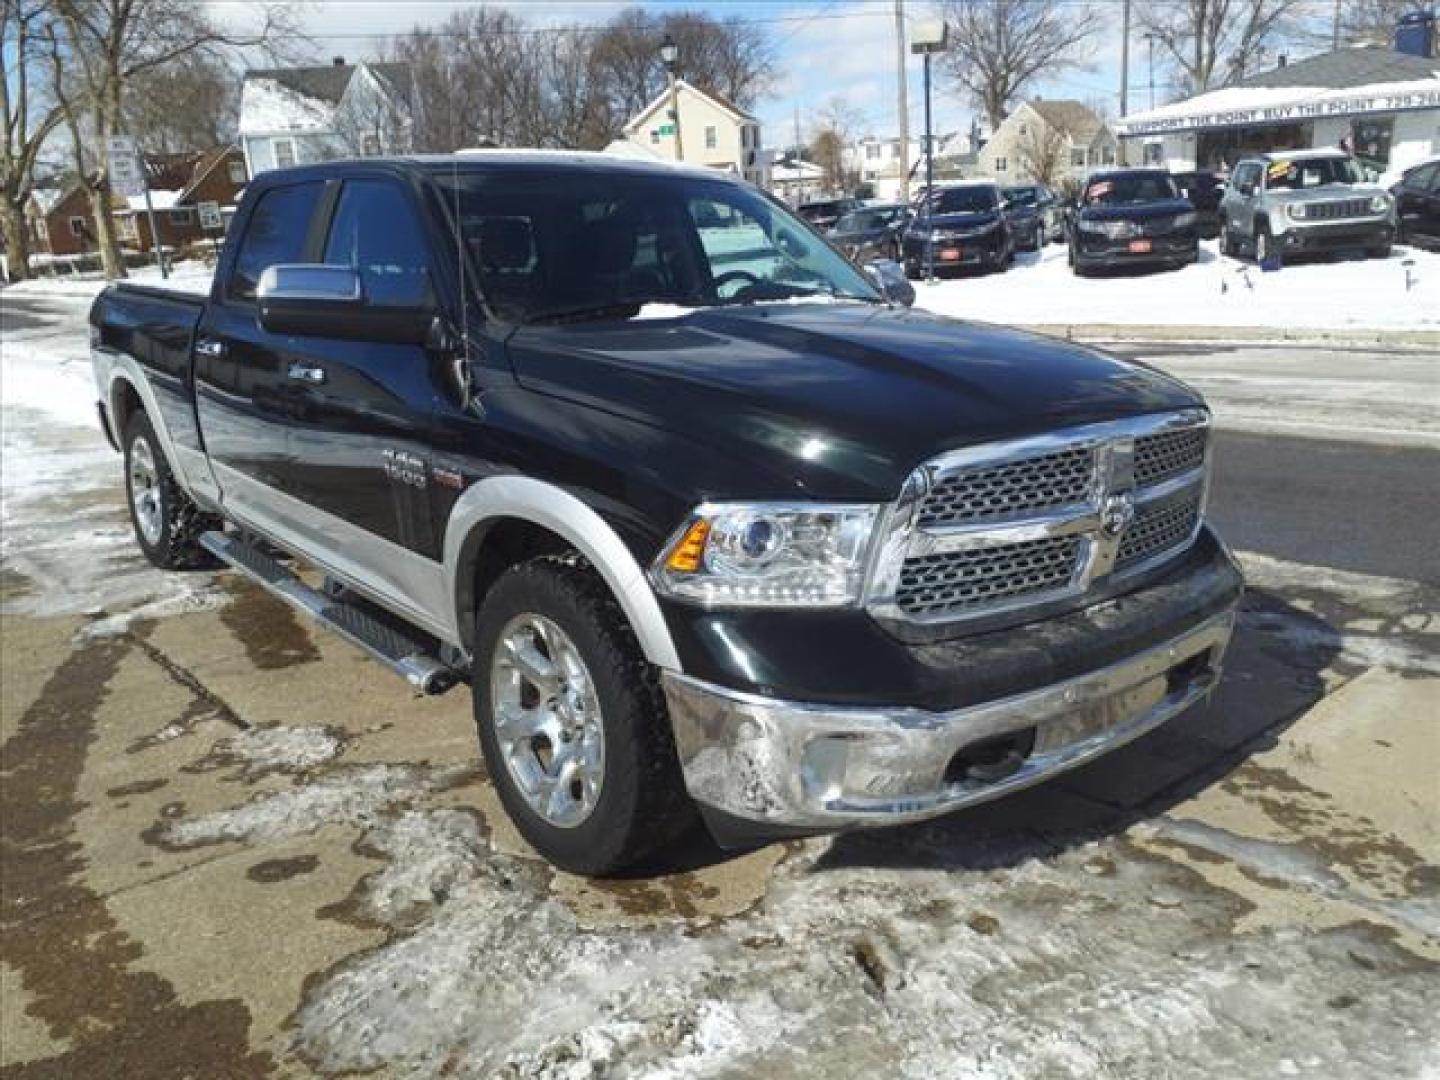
[1134,427,1207,487]
[896,536,1082,616]
[1116,488,1202,571]
[868,411,1209,625]
[918,446,1094,527]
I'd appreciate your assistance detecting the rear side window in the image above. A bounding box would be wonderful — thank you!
[323,179,433,307]
[228,181,323,300]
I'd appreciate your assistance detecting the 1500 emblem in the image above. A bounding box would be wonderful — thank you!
[382,449,427,488]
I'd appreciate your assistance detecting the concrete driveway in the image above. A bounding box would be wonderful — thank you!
[2,295,1437,1077]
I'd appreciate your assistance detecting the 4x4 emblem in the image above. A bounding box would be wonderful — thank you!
[1100,492,1136,538]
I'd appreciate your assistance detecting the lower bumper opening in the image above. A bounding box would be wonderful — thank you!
[943,728,1036,786]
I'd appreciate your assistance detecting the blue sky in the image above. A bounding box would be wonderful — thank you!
[208,0,1342,144]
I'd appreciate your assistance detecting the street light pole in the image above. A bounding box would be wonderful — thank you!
[910,18,948,283]
[1147,34,1156,111]
[661,35,685,163]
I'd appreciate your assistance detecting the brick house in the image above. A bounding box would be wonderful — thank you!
[25,185,98,258]
[113,146,248,253]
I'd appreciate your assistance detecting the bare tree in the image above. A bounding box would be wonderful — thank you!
[1,0,67,281]
[1015,122,1068,185]
[1136,0,1305,97]
[808,96,863,193]
[1334,0,1426,48]
[124,52,238,154]
[939,0,1102,131]
[47,0,303,278]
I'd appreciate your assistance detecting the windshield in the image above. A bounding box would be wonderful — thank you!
[1083,173,1179,205]
[834,207,902,232]
[432,169,880,323]
[1264,156,1362,190]
[1003,187,1039,206]
[929,187,999,214]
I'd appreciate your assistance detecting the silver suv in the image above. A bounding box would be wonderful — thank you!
[1219,150,1395,263]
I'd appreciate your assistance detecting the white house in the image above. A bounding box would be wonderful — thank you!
[769,157,827,204]
[979,100,1117,188]
[621,79,766,186]
[238,59,415,177]
[1117,46,1440,176]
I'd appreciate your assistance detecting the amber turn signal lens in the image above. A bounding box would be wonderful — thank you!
[665,519,711,573]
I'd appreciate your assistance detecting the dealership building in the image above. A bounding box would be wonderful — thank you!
[1116,46,1440,175]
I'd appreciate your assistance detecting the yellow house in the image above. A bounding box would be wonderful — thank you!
[622,79,767,186]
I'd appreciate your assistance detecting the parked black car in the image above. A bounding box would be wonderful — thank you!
[1067,169,1199,276]
[1001,184,1063,249]
[902,183,1014,277]
[797,197,861,231]
[1391,157,1440,250]
[1172,171,1225,238]
[828,203,908,262]
[88,152,1239,875]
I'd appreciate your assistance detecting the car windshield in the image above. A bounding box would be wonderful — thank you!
[1264,156,1362,190]
[432,169,881,323]
[834,207,902,232]
[1003,187,1039,206]
[929,187,998,214]
[1083,173,1179,205]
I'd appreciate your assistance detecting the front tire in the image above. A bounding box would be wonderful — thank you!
[1254,221,1278,266]
[122,412,217,570]
[473,557,694,875]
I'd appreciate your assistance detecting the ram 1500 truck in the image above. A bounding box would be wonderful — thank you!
[90,152,1242,874]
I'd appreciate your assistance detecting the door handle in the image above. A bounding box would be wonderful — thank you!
[287,362,326,385]
[195,338,226,359]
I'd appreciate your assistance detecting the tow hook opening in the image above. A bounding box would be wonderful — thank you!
[1166,648,1215,697]
[945,728,1037,787]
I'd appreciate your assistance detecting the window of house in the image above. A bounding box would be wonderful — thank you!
[322,179,432,308]
[650,129,661,145]
[68,216,86,237]
[1102,145,1116,165]
[866,144,881,160]
[995,157,1007,173]
[272,138,297,169]
[1071,148,1086,167]
[228,159,247,184]
[1144,142,1164,165]
[169,208,192,225]
[705,126,717,150]
[228,180,324,300]
[361,134,382,156]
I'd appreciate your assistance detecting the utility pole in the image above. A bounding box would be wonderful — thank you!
[793,105,802,158]
[911,19,947,281]
[1331,0,1342,49]
[1119,0,1130,165]
[895,0,911,203]
[661,35,684,162]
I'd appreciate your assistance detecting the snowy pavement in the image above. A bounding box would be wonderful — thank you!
[2,293,1438,1077]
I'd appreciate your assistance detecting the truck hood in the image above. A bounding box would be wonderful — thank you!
[1078,198,1193,223]
[505,303,1202,501]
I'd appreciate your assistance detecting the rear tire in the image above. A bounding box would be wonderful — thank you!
[472,557,694,875]
[122,412,218,570]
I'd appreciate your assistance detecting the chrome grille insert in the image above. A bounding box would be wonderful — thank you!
[1117,489,1202,571]
[867,410,1210,626]
[1134,427,1207,488]
[918,446,1095,527]
[896,536,1082,616]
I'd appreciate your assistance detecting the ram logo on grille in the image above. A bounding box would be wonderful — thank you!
[869,412,1209,624]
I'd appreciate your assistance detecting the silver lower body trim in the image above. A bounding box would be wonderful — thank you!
[663,607,1235,829]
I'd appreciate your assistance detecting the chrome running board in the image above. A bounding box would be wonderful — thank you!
[200,531,461,695]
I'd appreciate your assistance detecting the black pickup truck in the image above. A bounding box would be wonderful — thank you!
[90,152,1242,874]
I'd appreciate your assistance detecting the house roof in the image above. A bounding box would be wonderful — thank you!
[239,62,412,135]
[1239,45,1439,89]
[1026,100,1107,143]
[623,78,756,135]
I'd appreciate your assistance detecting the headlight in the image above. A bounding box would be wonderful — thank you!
[652,503,880,607]
[1173,211,1197,229]
[1370,194,1390,213]
[1286,203,1307,221]
[930,229,947,242]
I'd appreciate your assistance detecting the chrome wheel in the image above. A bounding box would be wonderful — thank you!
[489,613,604,828]
[128,435,163,546]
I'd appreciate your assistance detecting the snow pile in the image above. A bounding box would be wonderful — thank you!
[202,724,347,779]
[4,261,214,300]
[911,241,1440,331]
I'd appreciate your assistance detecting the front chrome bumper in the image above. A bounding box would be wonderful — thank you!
[663,607,1235,830]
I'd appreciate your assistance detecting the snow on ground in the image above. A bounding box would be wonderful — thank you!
[910,240,1440,331]
[3,260,214,301]
[0,291,224,621]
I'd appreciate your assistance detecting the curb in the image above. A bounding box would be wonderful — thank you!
[1024,324,1440,348]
